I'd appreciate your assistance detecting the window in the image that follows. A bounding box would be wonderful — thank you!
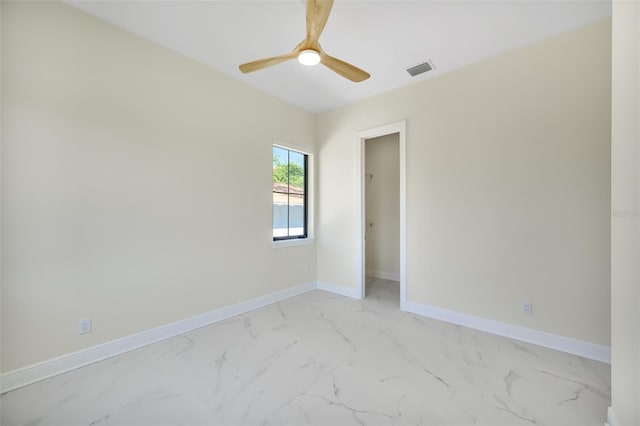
[273,145,307,240]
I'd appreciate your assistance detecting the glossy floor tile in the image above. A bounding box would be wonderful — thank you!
[0,278,611,425]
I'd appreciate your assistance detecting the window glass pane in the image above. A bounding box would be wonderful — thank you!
[273,147,288,169]
[288,202,304,237]
[273,146,289,187]
[288,150,305,192]
[273,192,289,238]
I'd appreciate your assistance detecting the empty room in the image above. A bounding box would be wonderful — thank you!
[1,1,638,425]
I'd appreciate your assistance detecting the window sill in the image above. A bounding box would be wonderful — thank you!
[273,238,315,249]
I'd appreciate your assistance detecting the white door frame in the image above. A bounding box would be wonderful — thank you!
[355,120,406,309]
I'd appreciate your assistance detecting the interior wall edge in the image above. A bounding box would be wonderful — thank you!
[317,281,361,299]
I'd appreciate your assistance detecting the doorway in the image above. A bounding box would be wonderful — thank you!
[365,133,400,304]
[356,121,406,309]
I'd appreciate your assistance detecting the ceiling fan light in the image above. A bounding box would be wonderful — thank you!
[298,49,321,66]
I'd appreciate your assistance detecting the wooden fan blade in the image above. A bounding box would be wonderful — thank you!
[239,51,298,74]
[320,53,370,82]
[306,0,334,44]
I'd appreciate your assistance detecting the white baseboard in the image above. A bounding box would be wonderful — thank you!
[1,282,612,394]
[317,281,361,299]
[404,301,611,364]
[606,407,619,426]
[366,269,400,281]
[0,281,317,394]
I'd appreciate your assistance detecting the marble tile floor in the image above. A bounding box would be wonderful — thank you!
[1,277,611,425]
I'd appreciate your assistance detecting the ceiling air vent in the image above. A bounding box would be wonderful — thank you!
[406,61,434,77]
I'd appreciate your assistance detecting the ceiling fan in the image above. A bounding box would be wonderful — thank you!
[238,0,370,83]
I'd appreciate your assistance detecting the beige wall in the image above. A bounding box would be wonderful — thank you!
[317,19,612,346]
[365,134,400,278]
[1,2,316,372]
[0,0,617,378]
[611,1,640,424]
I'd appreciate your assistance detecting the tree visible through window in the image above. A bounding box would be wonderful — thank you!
[273,146,307,239]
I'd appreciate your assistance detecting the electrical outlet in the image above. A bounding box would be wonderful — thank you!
[521,302,533,316]
[79,318,92,334]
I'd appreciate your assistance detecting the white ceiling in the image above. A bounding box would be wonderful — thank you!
[66,0,611,113]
